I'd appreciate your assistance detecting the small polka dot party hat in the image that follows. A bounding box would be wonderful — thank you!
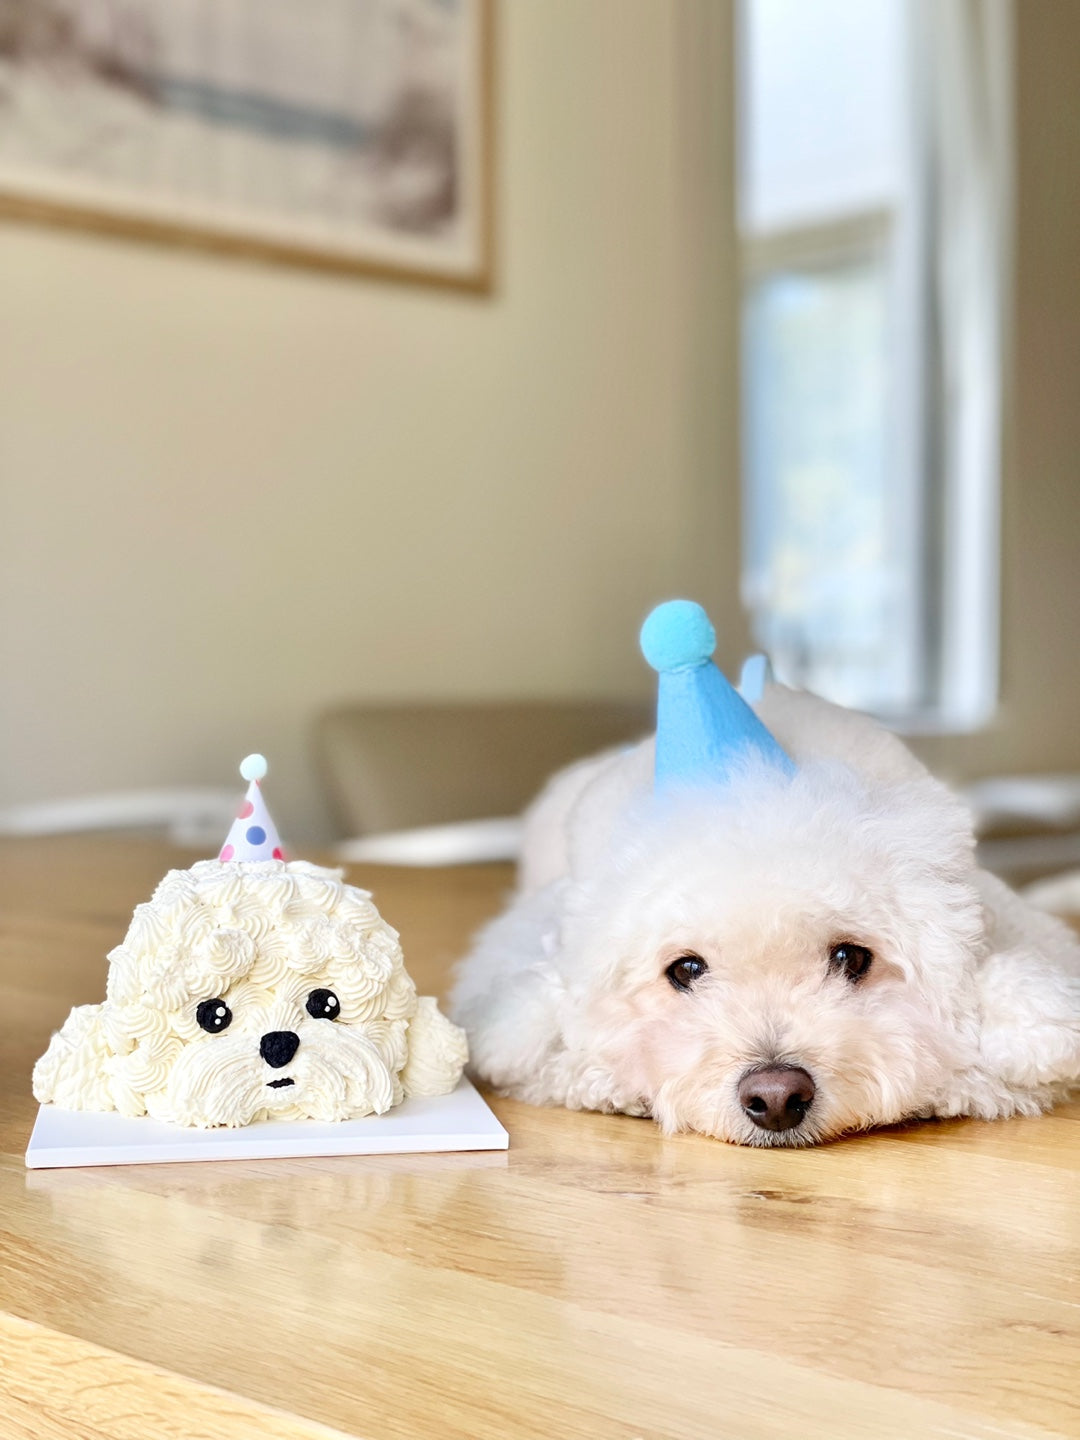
[218,754,286,862]
[640,600,793,790]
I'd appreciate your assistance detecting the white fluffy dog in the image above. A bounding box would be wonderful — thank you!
[34,859,467,1128]
[452,678,1080,1146]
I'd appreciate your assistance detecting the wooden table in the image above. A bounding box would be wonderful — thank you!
[2,836,1080,1440]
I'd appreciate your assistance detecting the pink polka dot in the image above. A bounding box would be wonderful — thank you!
[219,844,235,861]
[237,800,254,819]
[272,847,284,860]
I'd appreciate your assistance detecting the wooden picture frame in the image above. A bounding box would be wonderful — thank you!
[0,0,494,291]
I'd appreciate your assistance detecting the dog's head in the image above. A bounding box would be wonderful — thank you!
[561,757,993,1146]
[34,860,420,1127]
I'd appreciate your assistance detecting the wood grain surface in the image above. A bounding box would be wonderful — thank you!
[2,836,1079,1439]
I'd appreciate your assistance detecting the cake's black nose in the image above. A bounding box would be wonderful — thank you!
[738,1065,815,1131]
[260,1031,299,1068]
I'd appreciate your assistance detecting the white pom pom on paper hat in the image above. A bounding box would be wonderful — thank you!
[218,754,285,862]
[239,753,268,782]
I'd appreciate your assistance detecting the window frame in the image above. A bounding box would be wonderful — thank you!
[735,0,1011,734]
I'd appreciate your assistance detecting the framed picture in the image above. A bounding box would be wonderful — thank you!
[0,0,493,290]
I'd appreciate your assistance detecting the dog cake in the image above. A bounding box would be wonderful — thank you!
[453,600,1080,1146]
[33,756,468,1128]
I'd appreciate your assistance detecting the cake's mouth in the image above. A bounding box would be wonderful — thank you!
[267,1077,295,1089]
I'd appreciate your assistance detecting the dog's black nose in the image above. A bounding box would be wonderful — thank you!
[260,1031,299,1069]
[738,1065,815,1132]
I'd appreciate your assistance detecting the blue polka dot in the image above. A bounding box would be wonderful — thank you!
[246,825,266,845]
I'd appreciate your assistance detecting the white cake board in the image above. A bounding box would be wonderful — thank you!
[25,1076,508,1169]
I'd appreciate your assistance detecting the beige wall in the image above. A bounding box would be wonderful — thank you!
[0,2,740,843]
[2,0,1078,843]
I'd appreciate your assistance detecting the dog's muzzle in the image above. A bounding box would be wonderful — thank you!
[738,1064,815,1132]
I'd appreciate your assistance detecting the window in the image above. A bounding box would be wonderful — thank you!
[737,0,1010,728]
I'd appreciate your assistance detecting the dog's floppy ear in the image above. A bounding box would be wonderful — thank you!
[401,996,469,1098]
[32,1002,116,1111]
[973,870,1080,1097]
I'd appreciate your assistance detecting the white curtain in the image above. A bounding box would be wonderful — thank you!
[915,0,1012,726]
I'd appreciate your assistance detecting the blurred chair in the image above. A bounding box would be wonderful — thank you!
[964,774,1080,834]
[0,789,238,847]
[965,774,1080,887]
[318,700,651,864]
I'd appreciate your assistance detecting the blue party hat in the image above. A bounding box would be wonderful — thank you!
[640,600,793,789]
[737,652,774,704]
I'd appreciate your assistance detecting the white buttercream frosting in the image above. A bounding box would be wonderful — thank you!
[33,859,468,1128]
[401,997,471,1098]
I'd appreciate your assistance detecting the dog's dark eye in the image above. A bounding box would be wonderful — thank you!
[829,943,873,983]
[196,998,232,1034]
[306,988,341,1021]
[665,954,709,992]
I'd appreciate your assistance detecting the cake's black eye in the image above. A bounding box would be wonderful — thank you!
[829,943,874,983]
[306,988,341,1021]
[196,998,232,1034]
[665,954,709,992]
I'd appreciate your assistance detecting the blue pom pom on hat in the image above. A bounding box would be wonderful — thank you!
[640,600,793,788]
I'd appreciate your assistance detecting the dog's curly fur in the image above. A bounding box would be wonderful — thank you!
[451,684,1080,1145]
